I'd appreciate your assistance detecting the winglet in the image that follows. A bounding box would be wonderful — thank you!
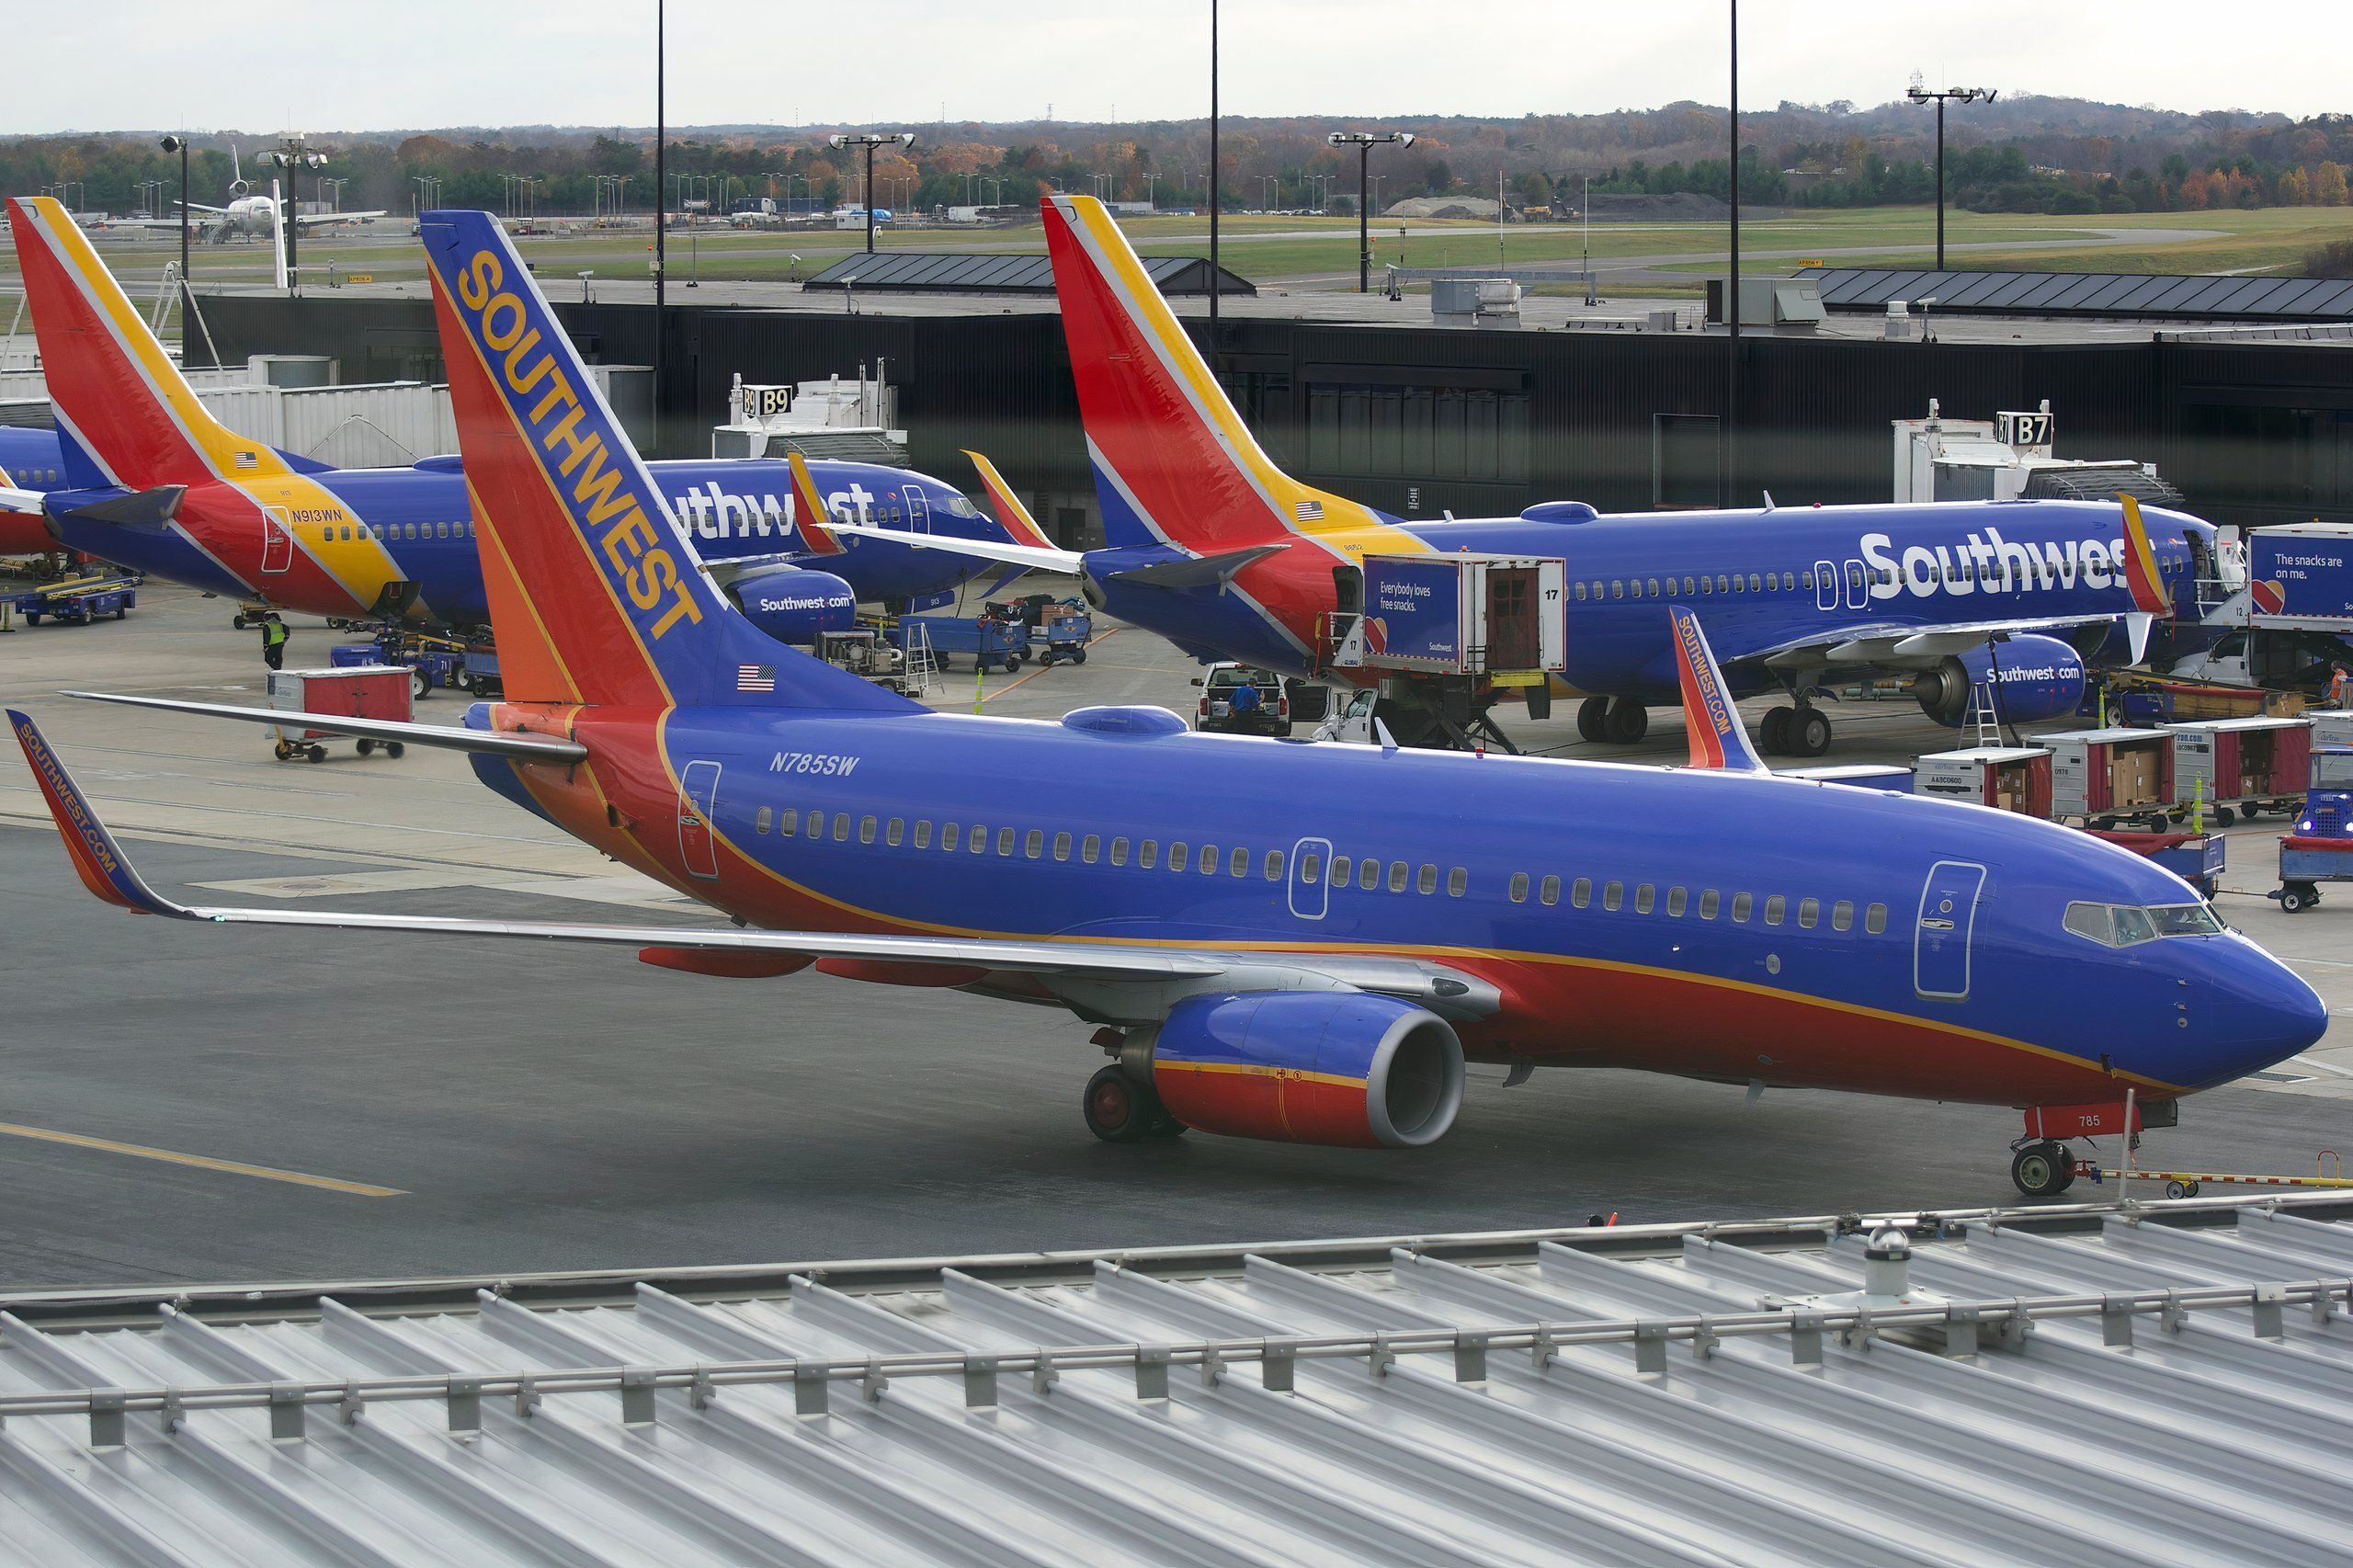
[1668,608,1768,772]
[6,710,184,916]
[784,452,847,557]
[963,450,1056,551]
[2119,494,2170,617]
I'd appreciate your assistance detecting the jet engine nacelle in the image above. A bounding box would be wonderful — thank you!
[1147,991,1465,1148]
[1913,634,2086,727]
[730,567,856,645]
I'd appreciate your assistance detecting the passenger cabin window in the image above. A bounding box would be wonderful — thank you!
[1798,897,1819,929]
[1388,861,1409,892]
[756,807,773,835]
[779,809,800,836]
[1447,868,1467,898]
[996,827,1016,856]
[1299,851,1320,883]
[1864,903,1887,934]
[915,821,932,849]
[859,816,877,844]
[1053,832,1072,862]
[1540,874,1561,906]
[1199,844,1219,874]
[1417,864,1438,894]
[1602,881,1623,912]
[1082,835,1099,864]
[1359,858,1380,890]
[1764,894,1786,926]
[1140,841,1158,869]
[1025,829,1044,858]
[1572,877,1591,908]
[1666,887,1687,917]
[1699,889,1720,919]
[1330,855,1352,886]
[1732,892,1753,923]
[1832,900,1852,932]
[942,823,961,851]
[886,818,904,846]
[1265,850,1285,881]
[832,815,849,843]
[1170,842,1190,871]
[1634,884,1654,915]
[1510,872,1529,903]
[1230,847,1249,877]
[1110,836,1129,866]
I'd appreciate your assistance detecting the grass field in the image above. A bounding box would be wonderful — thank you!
[6,204,2347,299]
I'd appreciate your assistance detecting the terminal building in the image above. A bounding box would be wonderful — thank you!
[179,267,2353,548]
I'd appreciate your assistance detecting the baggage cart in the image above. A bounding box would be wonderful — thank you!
[888,612,1028,673]
[1032,608,1093,665]
[2045,727,2175,830]
[11,573,137,626]
[1914,745,2052,817]
[2164,715,2312,825]
[267,665,414,764]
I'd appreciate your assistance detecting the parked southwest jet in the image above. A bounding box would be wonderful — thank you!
[0,427,71,555]
[849,195,2229,755]
[95,145,385,243]
[12,207,2324,1197]
[2,197,1011,634]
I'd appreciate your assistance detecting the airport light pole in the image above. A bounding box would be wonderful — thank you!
[1208,0,1220,342]
[1906,79,1995,271]
[828,132,915,254]
[159,136,204,364]
[262,137,327,295]
[1327,131,1415,293]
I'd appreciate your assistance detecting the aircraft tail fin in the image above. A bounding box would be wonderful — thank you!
[1041,193,1392,553]
[6,196,290,493]
[2119,494,2170,617]
[1669,607,1768,773]
[419,207,918,713]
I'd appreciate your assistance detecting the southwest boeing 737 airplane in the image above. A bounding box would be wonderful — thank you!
[845,196,2234,755]
[0,197,1020,633]
[11,208,2323,1199]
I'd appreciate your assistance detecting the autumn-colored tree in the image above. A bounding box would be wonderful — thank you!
[2317,161,2350,206]
[2178,170,2209,210]
[2279,166,2310,205]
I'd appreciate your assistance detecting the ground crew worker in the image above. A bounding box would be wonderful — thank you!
[2331,664,2352,710]
[259,613,289,671]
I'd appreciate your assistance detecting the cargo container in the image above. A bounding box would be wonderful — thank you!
[1338,553,1566,677]
[2045,727,2175,828]
[2163,715,2312,824]
[1914,745,2053,817]
[267,665,413,763]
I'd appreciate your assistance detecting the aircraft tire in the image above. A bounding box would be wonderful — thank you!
[1793,710,1832,757]
[386,742,405,758]
[1603,699,1648,744]
[1760,707,1792,755]
[1083,1065,1154,1144]
[2010,1141,2073,1198]
[1576,697,1608,742]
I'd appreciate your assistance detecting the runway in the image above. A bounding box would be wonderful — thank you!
[1,581,2347,1289]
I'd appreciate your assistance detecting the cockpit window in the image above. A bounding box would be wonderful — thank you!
[2064,901,2221,948]
[943,495,981,517]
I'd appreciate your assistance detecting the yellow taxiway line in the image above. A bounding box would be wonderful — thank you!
[0,1121,405,1197]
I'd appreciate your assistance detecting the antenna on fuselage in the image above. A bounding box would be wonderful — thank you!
[1761,490,1777,511]
[1375,718,1400,756]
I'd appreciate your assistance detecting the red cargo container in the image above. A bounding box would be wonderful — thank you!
[1915,745,2053,818]
[267,665,414,764]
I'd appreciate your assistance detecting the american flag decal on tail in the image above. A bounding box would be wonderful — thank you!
[1294,499,1324,522]
[736,665,777,693]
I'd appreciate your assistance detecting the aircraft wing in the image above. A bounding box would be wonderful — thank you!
[9,707,1494,1017]
[293,210,385,225]
[824,521,1085,574]
[1721,610,2139,672]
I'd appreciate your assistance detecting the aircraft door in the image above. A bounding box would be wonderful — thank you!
[677,760,722,881]
[1914,859,1986,1001]
[1845,558,1870,610]
[1813,559,1838,611]
[905,487,930,533]
[1289,836,1333,920]
[261,506,295,574]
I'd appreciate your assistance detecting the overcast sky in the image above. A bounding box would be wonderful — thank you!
[6,1,2341,135]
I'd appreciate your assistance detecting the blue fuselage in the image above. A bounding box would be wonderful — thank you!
[1096,498,2216,697]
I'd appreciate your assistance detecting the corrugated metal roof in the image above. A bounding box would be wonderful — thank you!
[1800,266,2353,323]
[2,1196,2350,1564]
[801,250,1256,297]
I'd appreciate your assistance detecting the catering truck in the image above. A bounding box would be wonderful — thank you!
[2171,522,2353,692]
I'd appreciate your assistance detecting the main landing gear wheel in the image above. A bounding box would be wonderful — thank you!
[2010,1141,2076,1198]
[1576,697,1609,743]
[1761,707,1792,755]
[1791,708,1832,757]
[1083,1065,1154,1144]
[1602,697,1648,744]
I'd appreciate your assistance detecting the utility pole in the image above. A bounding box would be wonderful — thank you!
[1327,131,1414,293]
[654,0,665,457]
[262,135,326,296]
[1207,0,1220,345]
[1723,0,1738,508]
[1906,78,1995,271]
[829,132,916,254]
